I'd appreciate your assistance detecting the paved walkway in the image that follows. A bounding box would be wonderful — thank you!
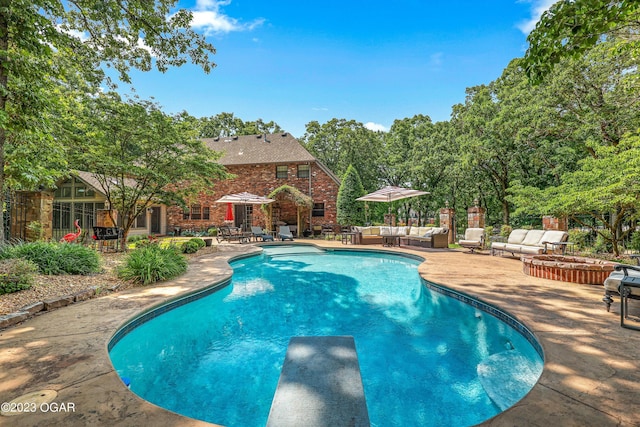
[1,241,639,426]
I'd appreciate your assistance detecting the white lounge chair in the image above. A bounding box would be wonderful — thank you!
[459,228,485,253]
[278,225,294,241]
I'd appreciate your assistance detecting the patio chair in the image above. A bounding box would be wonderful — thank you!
[217,225,250,243]
[251,226,274,242]
[278,225,294,241]
[321,224,336,240]
[459,228,485,253]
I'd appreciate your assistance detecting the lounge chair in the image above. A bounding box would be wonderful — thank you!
[459,228,485,253]
[251,226,274,242]
[278,225,294,241]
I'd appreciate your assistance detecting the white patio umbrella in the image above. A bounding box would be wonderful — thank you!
[356,186,429,226]
[215,192,275,230]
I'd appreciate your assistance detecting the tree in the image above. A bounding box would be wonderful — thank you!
[301,118,383,192]
[336,165,366,226]
[524,0,640,82]
[0,0,216,239]
[198,113,283,138]
[68,93,230,245]
[510,135,640,256]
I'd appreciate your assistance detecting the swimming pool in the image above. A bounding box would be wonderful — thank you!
[109,246,543,426]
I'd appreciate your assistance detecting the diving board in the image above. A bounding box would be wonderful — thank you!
[266,336,370,427]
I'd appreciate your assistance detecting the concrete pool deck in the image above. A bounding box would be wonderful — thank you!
[1,241,639,426]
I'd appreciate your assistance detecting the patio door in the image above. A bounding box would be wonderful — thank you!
[150,206,161,234]
[234,205,253,231]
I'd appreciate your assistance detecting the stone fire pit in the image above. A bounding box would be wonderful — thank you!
[521,255,617,285]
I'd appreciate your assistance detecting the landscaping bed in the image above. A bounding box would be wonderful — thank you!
[0,245,219,316]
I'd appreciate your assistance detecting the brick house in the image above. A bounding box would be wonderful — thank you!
[166,133,340,234]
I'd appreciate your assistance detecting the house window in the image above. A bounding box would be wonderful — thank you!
[134,211,147,229]
[191,205,202,220]
[297,164,310,178]
[276,165,288,179]
[74,186,95,198]
[55,186,72,198]
[182,205,210,221]
[312,202,325,217]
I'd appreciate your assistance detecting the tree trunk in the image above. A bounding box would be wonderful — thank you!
[0,3,9,241]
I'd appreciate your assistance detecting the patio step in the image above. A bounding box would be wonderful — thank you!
[266,336,370,427]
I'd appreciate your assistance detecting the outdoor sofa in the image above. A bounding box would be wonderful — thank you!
[353,226,449,248]
[490,229,569,257]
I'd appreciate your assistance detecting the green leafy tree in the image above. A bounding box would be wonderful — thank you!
[336,165,366,226]
[198,113,282,138]
[524,0,640,82]
[68,93,230,246]
[301,119,383,191]
[0,0,216,239]
[510,135,640,256]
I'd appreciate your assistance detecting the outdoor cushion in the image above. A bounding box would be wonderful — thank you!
[521,230,547,246]
[604,269,640,296]
[540,230,568,244]
[369,227,380,235]
[409,227,421,236]
[507,229,529,244]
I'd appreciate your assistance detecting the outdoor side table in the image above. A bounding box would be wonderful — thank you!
[382,235,401,247]
[341,232,356,245]
[544,241,575,255]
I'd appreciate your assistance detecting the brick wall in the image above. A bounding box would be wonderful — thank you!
[167,162,339,232]
[542,215,567,231]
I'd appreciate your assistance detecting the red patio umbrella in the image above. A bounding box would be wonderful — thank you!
[225,203,234,221]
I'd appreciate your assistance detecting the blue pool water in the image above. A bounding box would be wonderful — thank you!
[109,246,543,427]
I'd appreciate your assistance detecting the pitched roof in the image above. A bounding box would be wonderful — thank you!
[202,133,316,166]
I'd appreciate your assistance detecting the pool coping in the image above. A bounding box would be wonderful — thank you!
[1,241,639,426]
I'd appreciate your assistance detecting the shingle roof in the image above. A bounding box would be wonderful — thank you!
[202,133,316,166]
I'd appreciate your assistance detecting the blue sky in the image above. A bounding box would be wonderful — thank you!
[124,0,556,137]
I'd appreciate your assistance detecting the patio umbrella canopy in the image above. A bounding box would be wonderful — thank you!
[215,192,275,205]
[356,185,429,225]
[215,192,275,230]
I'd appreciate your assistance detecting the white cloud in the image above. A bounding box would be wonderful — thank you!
[364,122,388,133]
[517,0,557,34]
[190,0,264,36]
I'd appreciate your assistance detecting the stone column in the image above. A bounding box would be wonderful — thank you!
[19,191,54,241]
[467,199,485,229]
[542,215,567,231]
[439,202,455,244]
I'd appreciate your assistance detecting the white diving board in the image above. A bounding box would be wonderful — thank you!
[266,336,370,427]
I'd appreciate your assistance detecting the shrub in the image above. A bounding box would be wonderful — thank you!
[568,228,591,251]
[127,235,145,243]
[181,239,201,254]
[3,242,101,275]
[0,258,39,294]
[629,231,640,252]
[118,245,187,285]
[207,228,218,236]
[500,225,513,238]
[592,230,613,254]
[191,237,206,248]
[135,237,159,249]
